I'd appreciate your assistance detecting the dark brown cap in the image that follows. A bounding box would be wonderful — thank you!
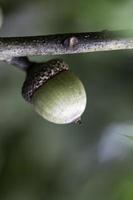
[22,59,69,102]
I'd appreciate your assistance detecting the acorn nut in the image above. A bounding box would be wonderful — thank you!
[22,59,87,124]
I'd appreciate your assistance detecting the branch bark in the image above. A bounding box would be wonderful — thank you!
[0,30,133,61]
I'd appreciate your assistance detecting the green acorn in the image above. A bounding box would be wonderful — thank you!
[22,59,87,124]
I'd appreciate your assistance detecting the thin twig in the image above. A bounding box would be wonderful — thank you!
[0,30,133,61]
[9,56,32,71]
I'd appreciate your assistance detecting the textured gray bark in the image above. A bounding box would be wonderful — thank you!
[0,30,133,61]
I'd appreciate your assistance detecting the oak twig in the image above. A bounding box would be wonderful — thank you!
[0,30,133,63]
[9,56,32,71]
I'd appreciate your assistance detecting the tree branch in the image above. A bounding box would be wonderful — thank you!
[0,30,133,62]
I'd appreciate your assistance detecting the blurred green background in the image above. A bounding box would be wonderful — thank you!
[0,0,133,199]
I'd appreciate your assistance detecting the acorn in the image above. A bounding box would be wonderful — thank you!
[21,59,87,124]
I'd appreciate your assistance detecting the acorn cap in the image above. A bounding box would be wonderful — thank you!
[22,59,69,102]
[22,59,87,124]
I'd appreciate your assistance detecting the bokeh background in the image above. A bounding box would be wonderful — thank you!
[0,0,133,199]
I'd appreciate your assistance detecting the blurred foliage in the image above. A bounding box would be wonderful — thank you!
[0,0,133,200]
